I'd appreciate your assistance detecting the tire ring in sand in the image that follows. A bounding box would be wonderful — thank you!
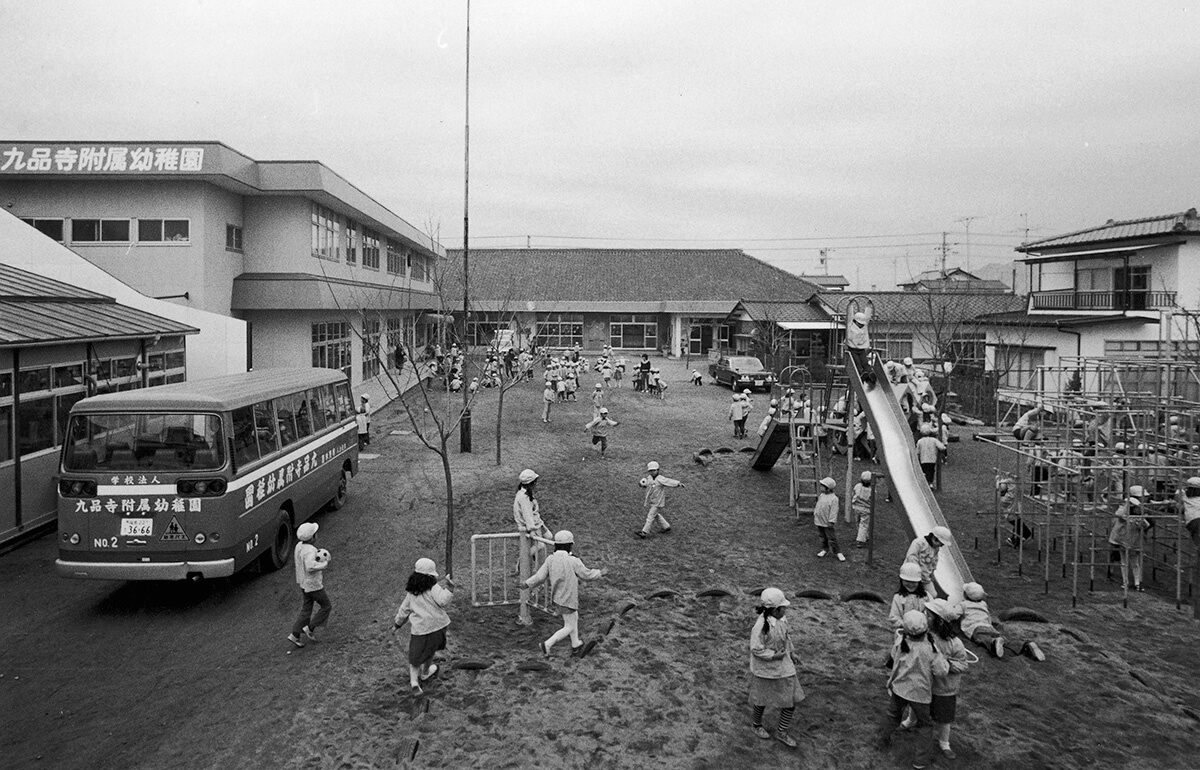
[616,599,638,616]
[841,590,887,604]
[795,589,835,600]
[645,588,681,599]
[696,587,734,598]
[714,447,735,454]
[516,660,552,672]
[452,659,494,670]
[998,607,1050,623]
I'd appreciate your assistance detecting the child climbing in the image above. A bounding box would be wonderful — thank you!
[748,587,804,748]
[960,582,1045,661]
[524,530,607,658]
[393,558,454,696]
[637,461,683,539]
[814,477,846,561]
[846,307,875,387]
[878,610,949,769]
[1108,485,1150,591]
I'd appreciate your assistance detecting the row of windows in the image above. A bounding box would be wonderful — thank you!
[309,203,433,279]
[230,381,354,470]
[610,314,658,350]
[312,322,353,382]
[21,217,191,245]
[0,349,187,464]
[362,319,382,379]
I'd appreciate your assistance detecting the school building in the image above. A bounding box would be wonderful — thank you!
[444,248,821,357]
[0,141,445,400]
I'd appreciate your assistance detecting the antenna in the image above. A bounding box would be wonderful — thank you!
[818,248,830,275]
[954,216,980,272]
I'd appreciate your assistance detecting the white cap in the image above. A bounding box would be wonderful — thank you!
[903,357,914,366]
[902,610,928,635]
[361,394,369,401]
[1128,485,1145,498]
[646,461,660,471]
[553,530,574,544]
[599,407,609,414]
[931,526,953,545]
[899,562,923,582]
[759,587,790,608]
[414,557,438,577]
[297,522,318,541]
[518,468,538,484]
[926,598,962,621]
[743,389,752,394]
[1187,477,1200,489]
[595,383,603,389]
[819,476,837,489]
[853,311,867,324]
[963,582,986,601]
[860,471,872,483]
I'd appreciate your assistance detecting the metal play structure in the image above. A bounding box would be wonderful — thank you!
[981,356,1200,617]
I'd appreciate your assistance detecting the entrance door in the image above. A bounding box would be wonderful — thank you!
[689,324,714,355]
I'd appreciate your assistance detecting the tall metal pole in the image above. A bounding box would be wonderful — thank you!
[460,0,472,452]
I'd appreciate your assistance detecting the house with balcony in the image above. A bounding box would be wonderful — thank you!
[973,208,1200,390]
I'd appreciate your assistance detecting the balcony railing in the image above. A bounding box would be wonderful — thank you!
[1029,289,1176,312]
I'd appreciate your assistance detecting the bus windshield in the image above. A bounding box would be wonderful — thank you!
[63,413,225,472]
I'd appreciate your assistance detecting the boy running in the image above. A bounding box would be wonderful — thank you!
[637,461,684,539]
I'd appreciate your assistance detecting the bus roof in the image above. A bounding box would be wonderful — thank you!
[71,369,351,413]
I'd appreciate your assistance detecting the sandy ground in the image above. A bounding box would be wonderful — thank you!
[4,355,1200,769]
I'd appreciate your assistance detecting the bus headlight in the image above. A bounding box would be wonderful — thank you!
[194,533,206,544]
[69,533,81,544]
[210,532,220,542]
[59,479,97,498]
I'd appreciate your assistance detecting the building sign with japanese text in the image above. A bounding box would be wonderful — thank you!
[0,144,205,174]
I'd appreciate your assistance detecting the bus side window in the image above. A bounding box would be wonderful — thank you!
[334,381,352,421]
[231,406,260,468]
[291,392,313,440]
[277,401,298,448]
[320,384,338,425]
[307,388,327,433]
[253,400,278,457]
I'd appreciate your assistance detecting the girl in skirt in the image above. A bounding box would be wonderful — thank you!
[918,599,972,760]
[394,558,454,696]
[748,587,804,748]
[878,610,949,769]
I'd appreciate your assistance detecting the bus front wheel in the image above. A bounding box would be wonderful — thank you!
[261,510,293,572]
[327,470,349,511]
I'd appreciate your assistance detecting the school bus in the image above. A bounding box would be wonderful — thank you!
[55,369,359,580]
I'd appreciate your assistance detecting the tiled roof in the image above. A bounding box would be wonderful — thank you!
[909,278,1010,292]
[736,300,830,324]
[1020,208,1200,251]
[444,249,819,307]
[799,274,850,288]
[818,291,1025,324]
[0,263,197,347]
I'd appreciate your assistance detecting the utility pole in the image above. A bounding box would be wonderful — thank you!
[955,216,980,272]
[818,248,830,275]
[936,233,958,279]
[460,0,472,452]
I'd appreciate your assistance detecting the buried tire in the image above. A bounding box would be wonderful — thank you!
[327,469,349,511]
[260,509,293,572]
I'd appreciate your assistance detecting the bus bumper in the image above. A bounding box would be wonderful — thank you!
[55,558,237,580]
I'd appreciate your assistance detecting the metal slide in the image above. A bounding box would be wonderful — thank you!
[750,420,792,470]
[845,352,974,602]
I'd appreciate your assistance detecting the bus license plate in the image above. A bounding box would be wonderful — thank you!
[120,518,153,537]
[754,380,764,386]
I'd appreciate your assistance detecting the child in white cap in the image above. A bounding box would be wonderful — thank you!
[1178,476,1200,548]
[637,461,684,538]
[916,430,947,485]
[748,587,804,748]
[757,407,777,438]
[513,469,552,563]
[959,581,1044,661]
[288,522,332,648]
[356,395,371,450]
[394,557,454,695]
[877,610,948,768]
[889,562,928,631]
[591,383,605,419]
[691,369,703,386]
[525,530,607,657]
[846,307,875,387]
[920,599,971,760]
[1108,485,1150,591]
[904,527,953,600]
[728,394,750,439]
[583,407,619,458]
[542,380,555,423]
[813,477,845,561]
[853,471,874,547]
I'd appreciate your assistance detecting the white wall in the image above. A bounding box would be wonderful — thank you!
[0,211,247,377]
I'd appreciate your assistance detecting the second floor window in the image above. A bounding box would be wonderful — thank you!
[311,203,341,261]
[362,229,381,270]
[226,224,243,251]
[72,218,130,243]
[137,219,190,243]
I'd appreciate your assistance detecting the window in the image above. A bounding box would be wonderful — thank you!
[344,219,359,265]
[1075,266,1111,292]
[362,228,381,270]
[387,240,405,275]
[312,321,352,381]
[1115,265,1151,310]
[537,315,584,349]
[410,253,427,282]
[362,318,382,379]
[231,405,259,468]
[311,203,341,261]
[72,218,130,243]
[949,332,987,363]
[16,397,55,456]
[20,218,64,242]
[997,346,1045,389]
[873,332,913,361]
[307,388,328,433]
[137,219,189,243]
[226,224,243,251]
[609,314,658,349]
[253,401,279,457]
[467,313,503,347]
[0,405,10,463]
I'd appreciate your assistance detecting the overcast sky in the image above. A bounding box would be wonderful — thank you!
[2,1,1198,289]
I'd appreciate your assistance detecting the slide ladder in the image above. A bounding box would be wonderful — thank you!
[845,351,974,602]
